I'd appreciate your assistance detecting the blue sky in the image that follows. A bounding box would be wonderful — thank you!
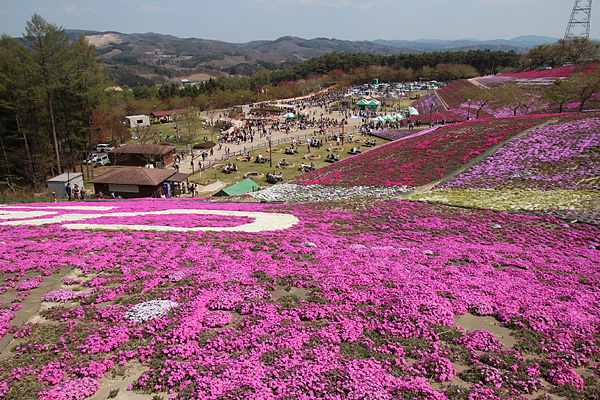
[0,0,596,42]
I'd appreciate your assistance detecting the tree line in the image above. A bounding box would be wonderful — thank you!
[0,15,105,190]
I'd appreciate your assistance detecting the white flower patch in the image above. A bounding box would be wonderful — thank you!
[125,300,178,322]
[0,208,299,233]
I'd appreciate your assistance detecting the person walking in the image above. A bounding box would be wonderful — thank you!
[65,183,72,201]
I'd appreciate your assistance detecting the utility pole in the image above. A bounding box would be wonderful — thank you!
[565,0,593,39]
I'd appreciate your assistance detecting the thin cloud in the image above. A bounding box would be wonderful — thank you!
[248,0,352,11]
[62,5,96,16]
[141,4,161,12]
[357,0,396,10]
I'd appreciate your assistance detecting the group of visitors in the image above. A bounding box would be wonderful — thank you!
[300,162,316,173]
[64,183,86,201]
[222,163,238,174]
[325,153,340,162]
[266,172,284,184]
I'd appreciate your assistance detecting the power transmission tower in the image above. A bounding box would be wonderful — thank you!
[565,0,593,39]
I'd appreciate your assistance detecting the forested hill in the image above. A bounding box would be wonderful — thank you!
[66,30,554,75]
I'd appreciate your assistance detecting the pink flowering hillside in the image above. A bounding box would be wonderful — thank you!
[0,200,598,399]
[500,62,600,79]
[475,63,600,87]
[293,114,558,187]
[411,91,447,114]
[437,79,480,109]
[441,113,600,191]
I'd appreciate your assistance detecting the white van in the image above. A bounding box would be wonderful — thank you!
[96,144,115,153]
[83,153,98,165]
[96,154,111,166]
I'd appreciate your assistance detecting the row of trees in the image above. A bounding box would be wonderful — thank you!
[0,15,105,189]
[521,38,600,70]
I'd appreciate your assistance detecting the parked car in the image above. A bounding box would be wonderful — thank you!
[96,144,115,153]
[83,153,98,165]
[96,154,111,166]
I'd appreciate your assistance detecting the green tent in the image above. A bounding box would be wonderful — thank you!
[212,178,260,197]
[357,99,381,107]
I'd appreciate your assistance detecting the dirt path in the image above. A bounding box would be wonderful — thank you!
[434,91,450,110]
[0,266,76,357]
[468,77,488,88]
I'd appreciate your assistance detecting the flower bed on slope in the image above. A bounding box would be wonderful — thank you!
[501,63,600,79]
[411,91,447,114]
[0,200,598,399]
[437,79,480,109]
[440,114,600,191]
[292,115,558,187]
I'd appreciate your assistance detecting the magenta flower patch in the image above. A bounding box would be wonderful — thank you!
[0,199,597,399]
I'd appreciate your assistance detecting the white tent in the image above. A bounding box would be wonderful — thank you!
[407,107,420,116]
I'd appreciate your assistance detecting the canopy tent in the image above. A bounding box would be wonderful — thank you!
[383,115,393,121]
[393,114,406,119]
[212,178,260,197]
[407,107,420,116]
[356,99,381,107]
[283,112,297,118]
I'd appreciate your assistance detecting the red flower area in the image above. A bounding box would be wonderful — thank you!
[500,62,600,79]
[293,115,558,187]
[437,79,480,109]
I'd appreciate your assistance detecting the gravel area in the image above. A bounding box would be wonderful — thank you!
[249,183,412,203]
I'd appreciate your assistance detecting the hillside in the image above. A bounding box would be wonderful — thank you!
[291,115,558,188]
[69,30,414,73]
[67,30,550,76]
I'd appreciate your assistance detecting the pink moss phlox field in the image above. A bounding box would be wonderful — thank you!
[41,290,80,303]
[475,63,600,87]
[16,277,44,291]
[440,114,600,190]
[38,377,99,400]
[293,115,558,187]
[437,79,480,109]
[0,199,598,399]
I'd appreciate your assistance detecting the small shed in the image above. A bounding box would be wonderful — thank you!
[125,115,150,128]
[46,172,84,198]
[212,178,260,197]
[166,172,192,197]
[150,109,188,124]
[89,168,176,199]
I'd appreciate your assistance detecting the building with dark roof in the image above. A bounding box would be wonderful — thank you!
[89,167,177,199]
[150,109,188,124]
[109,144,176,168]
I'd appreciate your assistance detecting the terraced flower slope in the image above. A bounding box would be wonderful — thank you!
[293,115,557,187]
[437,80,480,110]
[413,113,600,223]
[441,114,600,191]
[0,200,598,400]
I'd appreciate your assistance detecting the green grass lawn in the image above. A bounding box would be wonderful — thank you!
[192,135,391,191]
[130,122,220,149]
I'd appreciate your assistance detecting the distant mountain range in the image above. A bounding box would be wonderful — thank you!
[66,30,557,76]
[373,36,558,52]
